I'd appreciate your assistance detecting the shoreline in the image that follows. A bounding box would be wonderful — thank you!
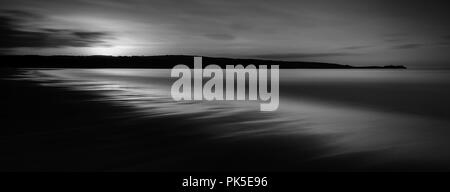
[1,69,334,171]
[1,69,448,171]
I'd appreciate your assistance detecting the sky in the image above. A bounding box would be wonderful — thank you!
[1,0,450,68]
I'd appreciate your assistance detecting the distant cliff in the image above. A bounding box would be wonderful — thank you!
[0,55,406,69]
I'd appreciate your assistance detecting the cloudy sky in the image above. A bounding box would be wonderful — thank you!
[1,0,450,67]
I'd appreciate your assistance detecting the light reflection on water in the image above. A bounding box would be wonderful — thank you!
[18,68,450,167]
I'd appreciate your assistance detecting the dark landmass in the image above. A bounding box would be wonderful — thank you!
[0,55,406,69]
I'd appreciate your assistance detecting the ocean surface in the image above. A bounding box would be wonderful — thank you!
[15,68,450,170]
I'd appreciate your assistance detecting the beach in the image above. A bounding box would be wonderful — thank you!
[2,68,450,171]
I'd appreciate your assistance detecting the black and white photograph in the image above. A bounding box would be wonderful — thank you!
[1,0,450,187]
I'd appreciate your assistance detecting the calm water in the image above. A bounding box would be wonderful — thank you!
[18,69,450,169]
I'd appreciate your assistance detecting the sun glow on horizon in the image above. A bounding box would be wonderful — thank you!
[87,46,126,56]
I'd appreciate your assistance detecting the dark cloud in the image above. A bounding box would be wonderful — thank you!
[252,52,354,60]
[73,31,111,40]
[392,43,424,50]
[1,9,43,20]
[204,33,235,41]
[0,10,113,48]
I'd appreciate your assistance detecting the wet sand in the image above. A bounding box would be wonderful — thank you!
[0,69,333,171]
[1,69,449,171]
